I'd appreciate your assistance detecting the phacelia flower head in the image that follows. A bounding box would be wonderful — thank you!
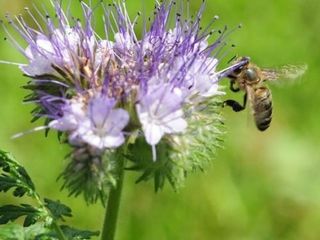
[3,0,247,203]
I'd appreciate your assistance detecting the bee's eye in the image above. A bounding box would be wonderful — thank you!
[245,68,257,81]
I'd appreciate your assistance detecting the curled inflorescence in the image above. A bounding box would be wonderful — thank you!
[2,0,246,203]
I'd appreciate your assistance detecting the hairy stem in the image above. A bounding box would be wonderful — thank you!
[32,193,67,240]
[101,149,126,240]
[35,197,67,240]
[52,222,67,240]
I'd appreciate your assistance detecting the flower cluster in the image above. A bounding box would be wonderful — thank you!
[3,0,246,203]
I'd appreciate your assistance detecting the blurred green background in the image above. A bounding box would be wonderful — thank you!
[0,0,319,239]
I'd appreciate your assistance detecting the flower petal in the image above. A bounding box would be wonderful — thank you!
[162,111,187,134]
[144,123,164,145]
[20,56,53,75]
[105,109,129,134]
[88,96,114,128]
[102,134,125,148]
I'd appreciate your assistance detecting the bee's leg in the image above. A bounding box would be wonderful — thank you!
[229,79,240,92]
[223,100,244,112]
[223,93,247,112]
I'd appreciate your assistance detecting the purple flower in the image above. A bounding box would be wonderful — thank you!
[4,0,247,159]
[80,96,129,149]
[49,94,129,149]
[1,0,254,202]
[136,84,187,159]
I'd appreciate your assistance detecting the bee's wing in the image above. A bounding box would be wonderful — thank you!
[260,64,307,83]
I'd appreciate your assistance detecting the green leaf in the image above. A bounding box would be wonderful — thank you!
[44,198,72,221]
[0,150,97,239]
[0,223,51,240]
[34,233,58,240]
[0,223,25,240]
[60,225,99,239]
[0,176,20,193]
[0,150,35,197]
[24,223,51,240]
[0,204,42,227]
[35,225,99,240]
[59,147,117,205]
[126,137,176,191]
[13,186,28,197]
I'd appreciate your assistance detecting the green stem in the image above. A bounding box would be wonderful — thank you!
[52,222,68,240]
[32,193,67,240]
[101,150,126,240]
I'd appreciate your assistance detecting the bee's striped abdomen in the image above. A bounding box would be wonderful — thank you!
[253,87,272,131]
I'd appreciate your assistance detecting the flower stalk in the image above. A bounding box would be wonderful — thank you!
[101,148,126,240]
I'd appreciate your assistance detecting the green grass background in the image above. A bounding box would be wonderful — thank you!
[0,0,319,239]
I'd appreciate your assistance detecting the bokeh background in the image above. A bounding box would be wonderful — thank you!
[0,0,319,239]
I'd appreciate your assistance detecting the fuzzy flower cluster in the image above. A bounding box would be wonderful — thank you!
[3,0,247,201]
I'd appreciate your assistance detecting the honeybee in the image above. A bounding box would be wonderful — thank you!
[224,56,307,131]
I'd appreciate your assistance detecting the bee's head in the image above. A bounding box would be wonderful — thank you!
[244,67,258,82]
[240,56,251,63]
[232,56,251,74]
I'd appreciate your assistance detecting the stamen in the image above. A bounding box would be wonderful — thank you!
[152,145,157,161]
[24,7,44,32]
[0,60,26,66]
[11,126,49,139]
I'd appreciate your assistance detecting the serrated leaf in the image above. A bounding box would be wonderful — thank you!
[34,226,99,240]
[13,186,28,197]
[0,150,35,196]
[61,225,99,239]
[126,137,154,168]
[44,199,72,221]
[59,147,117,205]
[127,137,175,191]
[0,204,41,227]
[0,176,21,193]
[18,169,35,190]
[24,213,39,227]
[34,232,58,240]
